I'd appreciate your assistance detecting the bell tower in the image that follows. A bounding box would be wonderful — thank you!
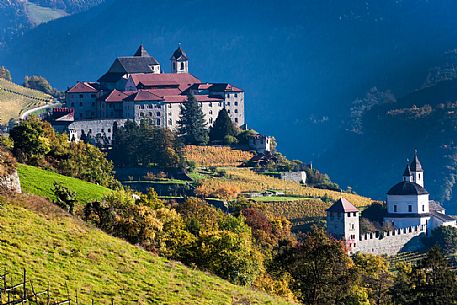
[410,150,424,187]
[171,44,189,73]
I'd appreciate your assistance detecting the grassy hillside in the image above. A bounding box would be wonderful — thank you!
[17,164,111,204]
[0,78,52,124]
[184,145,254,167]
[0,194,292,304]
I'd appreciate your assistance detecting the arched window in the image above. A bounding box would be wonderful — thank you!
[181,62,185,70]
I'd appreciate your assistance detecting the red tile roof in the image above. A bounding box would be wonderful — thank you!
[326,198,359,213]
[130,73,201,91]
[163,95,224,103]
[67,82,99,93]
[105,89,130,103]
[125,90,164,102]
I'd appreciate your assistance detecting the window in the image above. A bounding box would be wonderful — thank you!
[347,213,351,217]
[235,109,238,113]
[209,118,213,124]
[180,62,184,70]
[79,94,83,98]
[140,113,144,117]
[422,205,425,212]
[91,94,96,98]
[109,104,113,108]
[218,102,222,107]
[156,112,160,117]
[148,104,153,109]
[71,102,74,107]
[235,102,238,106]
[227,110,230,113]
[394,205,397,212]
[140,105,145,109]
[168,104,172,108]
[408,205,412,212]
[92,102,95,106]
[353,212,357,217]
[209,110,213,115]
[156,119,160,125]
[209,103,212,107]
[235,118,239,123]
[149,112,152,117]
[168,119,172,125]
[79,102,83,106]
[155,105,161,109]
[108,129,111,133]
[235,93,238,98]
[227,102,230,106]
[101,129,104,133]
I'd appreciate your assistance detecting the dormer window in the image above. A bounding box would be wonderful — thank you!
[181,62,185,70]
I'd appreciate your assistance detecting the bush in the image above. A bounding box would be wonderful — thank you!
[52,182,77,214]
[9,116,118,188]
[224,135,239,145]
[23,75,61,98]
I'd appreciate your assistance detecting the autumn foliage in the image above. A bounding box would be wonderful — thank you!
[184,145,253,167]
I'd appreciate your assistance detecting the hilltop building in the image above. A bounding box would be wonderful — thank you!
[63,45,245,142]
[327,151,457,256]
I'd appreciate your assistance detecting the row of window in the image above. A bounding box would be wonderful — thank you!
[139,104,162,110]
[393,204,426,213]
[139,112,161,117]
[69,94,96,99]
[328,212,357,218]
[208,101,239,107]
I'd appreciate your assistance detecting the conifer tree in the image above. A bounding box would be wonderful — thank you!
[209,108,237,143]
[177,94,209,145]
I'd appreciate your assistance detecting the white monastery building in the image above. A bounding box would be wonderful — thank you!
[65,45,245,141]
[327,151,457,256]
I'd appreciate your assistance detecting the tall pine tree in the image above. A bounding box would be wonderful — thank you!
[209,108,237,143]
[178,94,209,145]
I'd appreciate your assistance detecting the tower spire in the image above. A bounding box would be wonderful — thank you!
[410,149,424,187]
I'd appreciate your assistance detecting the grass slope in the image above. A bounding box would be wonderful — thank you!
[0,78,52,124]
[0,195,291,304]
[17,164,111,204]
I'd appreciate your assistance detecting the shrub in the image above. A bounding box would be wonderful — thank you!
[51,182,77,214]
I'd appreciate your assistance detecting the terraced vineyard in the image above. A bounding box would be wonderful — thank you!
[197,167,374,207]
[184,145,254,167]
[0,78,53,124]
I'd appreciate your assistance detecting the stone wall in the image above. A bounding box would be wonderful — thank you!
[352,225,426,256]
[0,170,22,193]
[280,171,307,184]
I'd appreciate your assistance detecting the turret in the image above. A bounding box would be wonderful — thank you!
[326,198,359,249]
[403,163,413,182]
[410,150,424,187]
[171,45,189,73]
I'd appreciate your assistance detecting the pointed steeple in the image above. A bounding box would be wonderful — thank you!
[133,44,150,57]
[171,44,188,61]
[410,149,423,172]
[170,44,189,73]
[403,163,411,177]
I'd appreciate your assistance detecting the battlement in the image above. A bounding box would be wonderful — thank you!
[352,224,426,256]
[359,224,426,242]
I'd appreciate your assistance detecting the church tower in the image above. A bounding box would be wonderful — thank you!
[171,45,189,73]
[410,150,424,187]
[403,163,413,182]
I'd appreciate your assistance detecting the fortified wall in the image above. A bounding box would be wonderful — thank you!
[352,225,426,256]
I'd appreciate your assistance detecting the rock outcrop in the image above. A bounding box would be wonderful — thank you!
[0,170,21,193]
